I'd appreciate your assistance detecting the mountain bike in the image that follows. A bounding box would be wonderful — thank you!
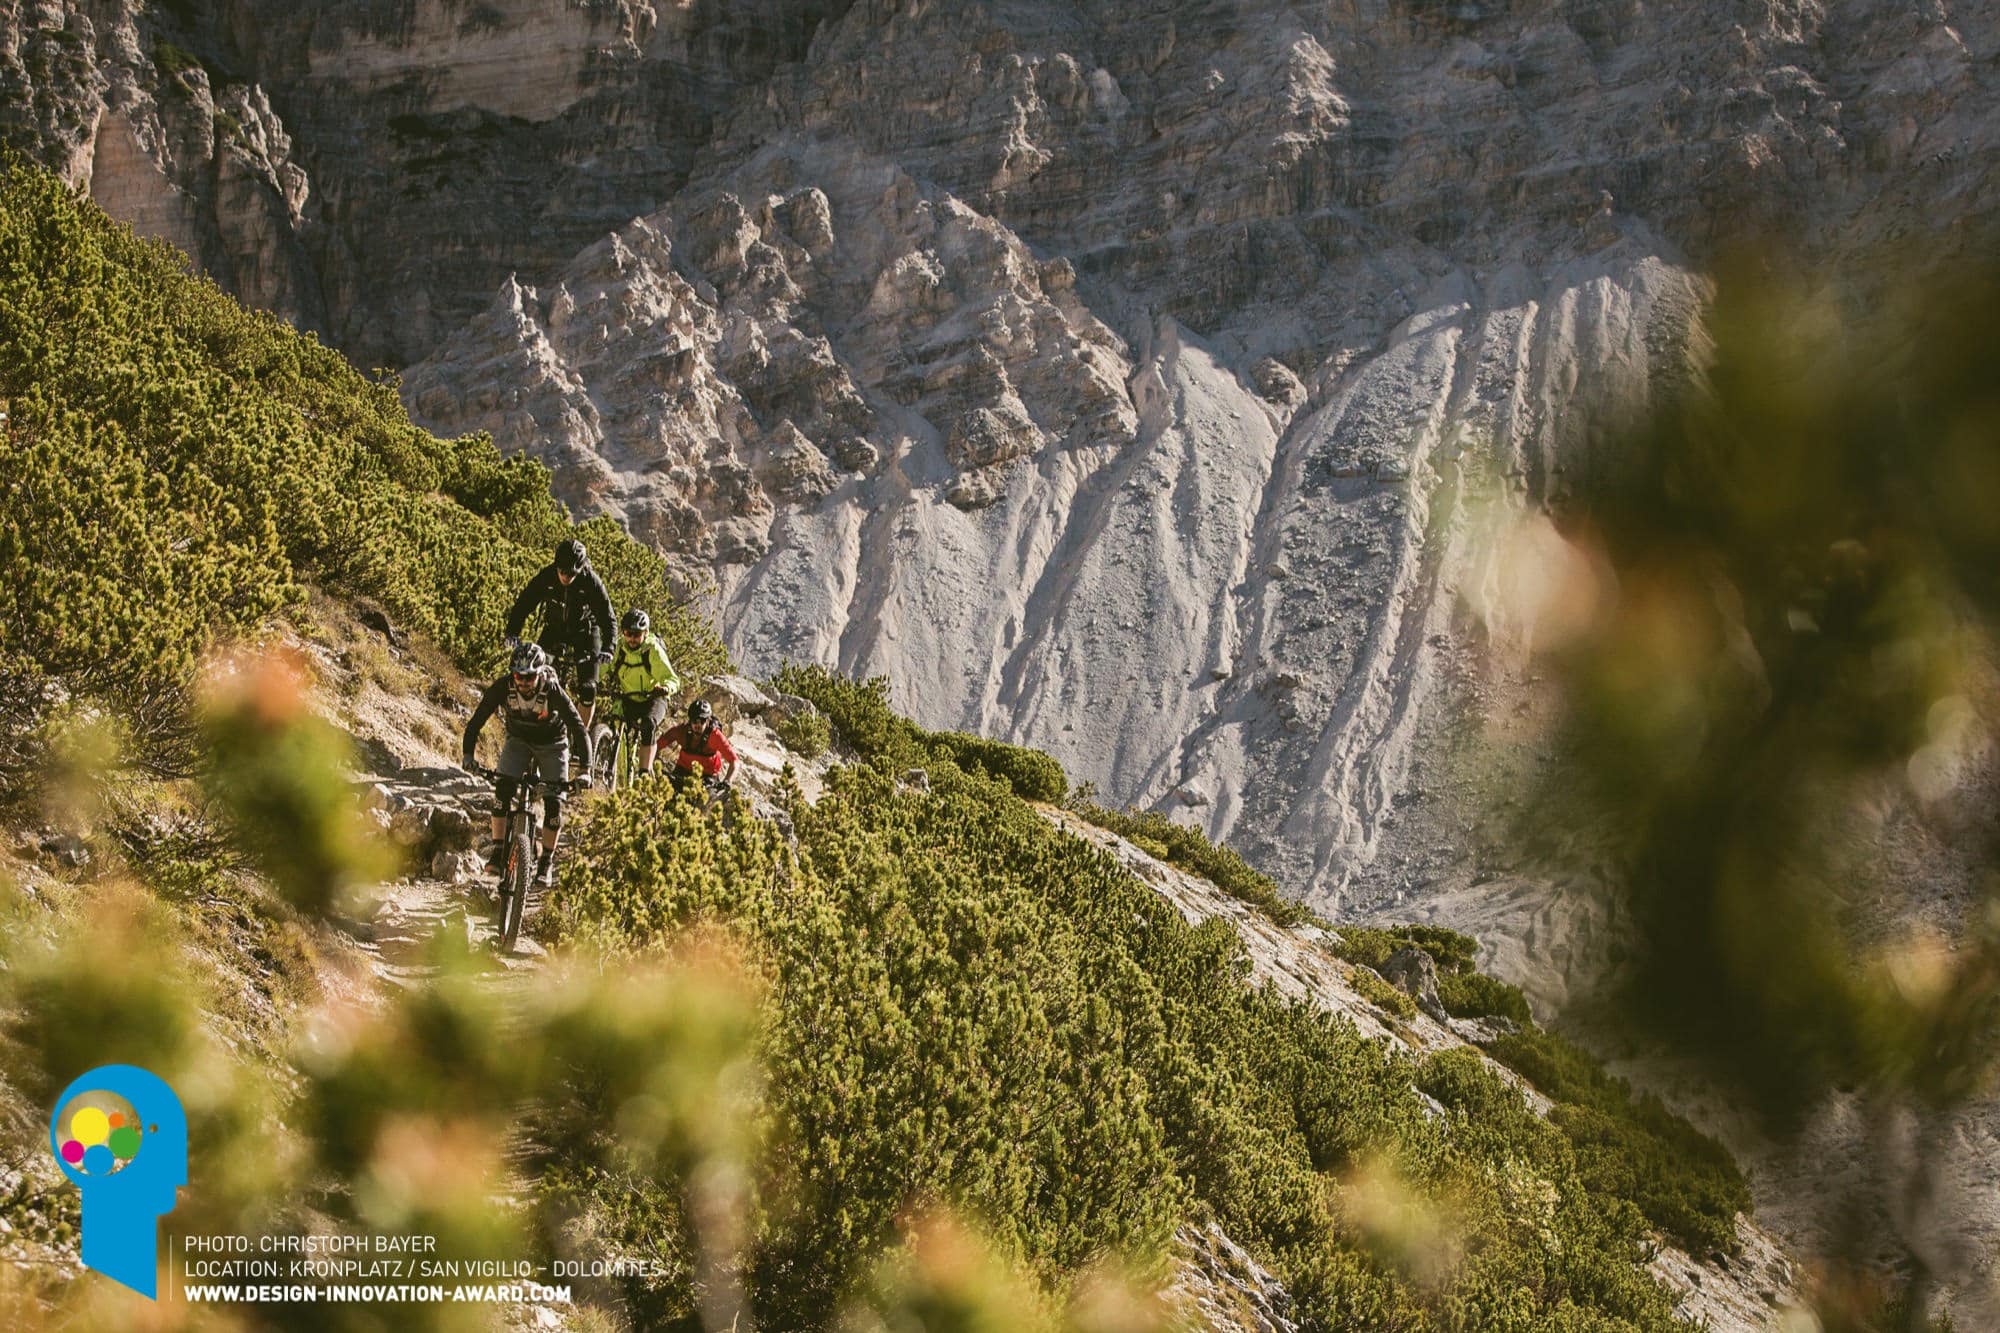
[592,690,661,792]
[474,762,579,952]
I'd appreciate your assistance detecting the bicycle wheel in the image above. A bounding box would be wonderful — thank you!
[499,819,532,950]
[592,721,619,791]
[619,720,643,788]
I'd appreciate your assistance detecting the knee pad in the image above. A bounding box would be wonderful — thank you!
[542,793,565,829]
[637,718,659,746]
[492,778,519,815]
[573,656,601,704]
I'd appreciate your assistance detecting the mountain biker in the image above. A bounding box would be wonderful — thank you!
[605,607,681,778]
[462,641,593,889]
[503,537,616,735]
[658,698,737,789]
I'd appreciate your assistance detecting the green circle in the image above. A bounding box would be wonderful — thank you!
[108,1126,141,1160]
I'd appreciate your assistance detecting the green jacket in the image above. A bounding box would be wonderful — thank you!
[607,633,680,699]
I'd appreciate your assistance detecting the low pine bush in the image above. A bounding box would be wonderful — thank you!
[0,159,726,700]
[770,707,831,759]
[1483,1025,1752,1256]
[771,664,1067,798]
[1328,925,1530,1022]
[1436,970,1533,1025]
[1348,966,1417,1021]
[545,764,1707,1329]
[930,730,1067,801]
[768,665,927,768]
[1325,920,1739,1253]
[1069,798,1307,927]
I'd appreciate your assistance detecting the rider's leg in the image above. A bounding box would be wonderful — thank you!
[636,698,667,775]
[539,797,562,855]
[535,740,569,886]
[536,802,561,885]
[573,654,601,735]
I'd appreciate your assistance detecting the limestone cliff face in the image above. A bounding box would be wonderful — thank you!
[4,0,322,329]
[4,0,846,364]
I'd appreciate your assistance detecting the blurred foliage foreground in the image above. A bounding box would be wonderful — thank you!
[1488,263,2000,1326]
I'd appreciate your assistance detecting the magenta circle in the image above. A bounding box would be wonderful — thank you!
[60,1139,83,1164]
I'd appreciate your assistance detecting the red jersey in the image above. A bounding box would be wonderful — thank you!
[661,721,736,775]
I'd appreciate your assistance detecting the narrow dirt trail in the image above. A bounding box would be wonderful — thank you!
[348,764,545,986]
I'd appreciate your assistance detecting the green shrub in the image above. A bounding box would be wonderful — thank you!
[769,664,927,767]
[1068,798,1306,928]
[930,730,1067,801]
[771,664,1067,798]
[1383,924,1480,974]
[1332,920,1746,1255]
[1436,971,1533,1026]
[771,707,830,759]
[153,41,201,81]
[544,764,1701,1330]
[1483,1026,1751,1256]
[1329,923,1484,976]
[1348,966,1417,1021]
[0,159,726,711]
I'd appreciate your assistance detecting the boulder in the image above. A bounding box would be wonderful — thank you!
[767,692,822,727]
[430,848,485,884]
[1379,946,1445,1018]
[428,806,476,851]
[387,804,434,848]
[702,674,775,720]
[899,768,931,794]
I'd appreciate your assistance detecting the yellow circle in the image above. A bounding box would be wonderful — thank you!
[70,1106,110,1148]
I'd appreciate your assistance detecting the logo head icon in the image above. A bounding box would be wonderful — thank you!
[49,1065,186,1298]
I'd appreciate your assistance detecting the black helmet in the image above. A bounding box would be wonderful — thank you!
[555,538,586,574]
[620,608,649,635]
[687,699,713,726]
[509,642,548,678]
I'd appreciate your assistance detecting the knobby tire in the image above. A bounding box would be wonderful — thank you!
[501,821,532,951]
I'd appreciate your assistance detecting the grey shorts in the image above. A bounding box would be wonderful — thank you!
[497,735,568,782]
[494,736,570,825]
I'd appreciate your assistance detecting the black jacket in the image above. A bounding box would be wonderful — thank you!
[462,669,591,765]
[505,562,615,654]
